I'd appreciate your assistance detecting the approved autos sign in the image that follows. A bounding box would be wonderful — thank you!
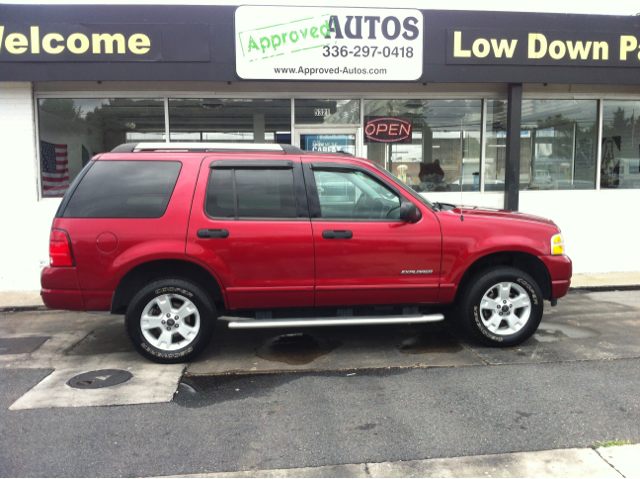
[235,6,423,81]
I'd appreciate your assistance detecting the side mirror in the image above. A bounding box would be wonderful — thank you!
[400,201,422,223]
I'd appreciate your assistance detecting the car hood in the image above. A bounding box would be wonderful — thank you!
[438,204,557,227]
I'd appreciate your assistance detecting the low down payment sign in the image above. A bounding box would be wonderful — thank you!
[235,6,423,81]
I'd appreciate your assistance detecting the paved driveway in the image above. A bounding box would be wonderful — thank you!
[1,290,639,476]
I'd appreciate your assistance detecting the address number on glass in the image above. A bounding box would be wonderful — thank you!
[322,45,414,58]
[314,109,331,117]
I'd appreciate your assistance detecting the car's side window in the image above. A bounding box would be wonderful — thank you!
[206,168,297,219]
[313,169,402,220]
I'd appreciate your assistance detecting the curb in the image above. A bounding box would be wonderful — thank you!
[570,284,640,292]
[157,444,640,478]
[0,306,48,314]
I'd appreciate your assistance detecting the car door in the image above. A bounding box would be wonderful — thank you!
[303,159,442,307]
[186,156,315,310]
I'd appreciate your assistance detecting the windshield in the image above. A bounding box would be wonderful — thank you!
[369,162,435,209]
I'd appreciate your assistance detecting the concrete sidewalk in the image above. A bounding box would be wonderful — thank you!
[2,271,640,310]
[163,445,639,478]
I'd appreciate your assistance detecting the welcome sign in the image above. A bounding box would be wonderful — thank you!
[235,6,423,81]
[0,24,162,61]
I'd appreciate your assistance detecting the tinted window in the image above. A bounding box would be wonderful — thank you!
[205,168,297,219]
[63,161,181,218]
[313,169,401,220]
[205,169,235,218]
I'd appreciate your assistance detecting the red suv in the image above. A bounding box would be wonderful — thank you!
[41,143,572,363]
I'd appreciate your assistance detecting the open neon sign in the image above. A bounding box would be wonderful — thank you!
[364,116,413,143]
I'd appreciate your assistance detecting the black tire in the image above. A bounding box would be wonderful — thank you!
[458,266,543,347]
[125,278,216,363]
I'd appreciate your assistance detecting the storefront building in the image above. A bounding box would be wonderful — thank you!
[1,4,639,291]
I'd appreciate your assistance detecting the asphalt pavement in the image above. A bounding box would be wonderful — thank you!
[1,289,639,477]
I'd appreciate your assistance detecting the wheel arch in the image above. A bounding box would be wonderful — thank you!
[111,259,226,314]
[454,251,552,304]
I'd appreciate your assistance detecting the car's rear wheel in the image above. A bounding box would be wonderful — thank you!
[458,266,543,347]
[125,278,216,363]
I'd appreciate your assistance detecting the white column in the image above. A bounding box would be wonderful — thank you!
[0,82,58,291]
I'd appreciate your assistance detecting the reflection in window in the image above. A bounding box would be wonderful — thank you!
[520,100,598,190]
[38,98,165,197]
[313,169,401,220]
[363,100,482,192]
[168,99,291,144]
[601,101,640,189]
[295,99,360,125]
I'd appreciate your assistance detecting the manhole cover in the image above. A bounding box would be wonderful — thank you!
[67,369,133,389]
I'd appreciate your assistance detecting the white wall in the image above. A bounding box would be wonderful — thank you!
[423,189,640,275]
[520,190,640,274]
[0,82,60,291]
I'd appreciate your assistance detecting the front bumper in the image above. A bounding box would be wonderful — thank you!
[540,254,573,299]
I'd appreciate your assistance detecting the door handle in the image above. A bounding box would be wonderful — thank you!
[322,230,353,239]
[197,229,229,239]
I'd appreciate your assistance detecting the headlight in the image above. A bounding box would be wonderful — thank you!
[551,233,565,255]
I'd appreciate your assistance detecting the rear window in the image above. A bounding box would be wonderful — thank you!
[63,161,182,218]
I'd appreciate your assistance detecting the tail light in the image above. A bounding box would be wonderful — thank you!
[49,229,74,267]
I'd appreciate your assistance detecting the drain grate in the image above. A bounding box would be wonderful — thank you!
[66,369,133,389]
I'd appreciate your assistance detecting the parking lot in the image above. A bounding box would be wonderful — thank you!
[1,289,640,476]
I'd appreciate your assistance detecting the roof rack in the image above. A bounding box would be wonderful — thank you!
[111,142,305,154]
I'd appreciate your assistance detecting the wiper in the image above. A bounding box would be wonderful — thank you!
[433,201,442,211]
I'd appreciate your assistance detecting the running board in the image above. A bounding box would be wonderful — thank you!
[227,314,444,330]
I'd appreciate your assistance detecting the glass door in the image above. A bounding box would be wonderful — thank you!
[294,126,361,156]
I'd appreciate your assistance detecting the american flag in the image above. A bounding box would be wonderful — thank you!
[41,141,69,197]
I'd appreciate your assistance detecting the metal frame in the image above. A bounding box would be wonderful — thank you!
[596,99,604,191]
[32,84,43,201]
[504,83,523,211]
[480,98,488,193]
[163,97,170,143]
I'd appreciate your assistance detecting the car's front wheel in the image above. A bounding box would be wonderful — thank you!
[125,278,216,363]
[458,267,544,347]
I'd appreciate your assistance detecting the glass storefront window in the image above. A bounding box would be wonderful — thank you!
[294,99,360,125]
[38,98,165,198]
[363,99,482,192]
[168,99,291,144]
[520,100,598,190]
[602,101,640,189]
[485,100,507,192]
[40,94,637,199]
